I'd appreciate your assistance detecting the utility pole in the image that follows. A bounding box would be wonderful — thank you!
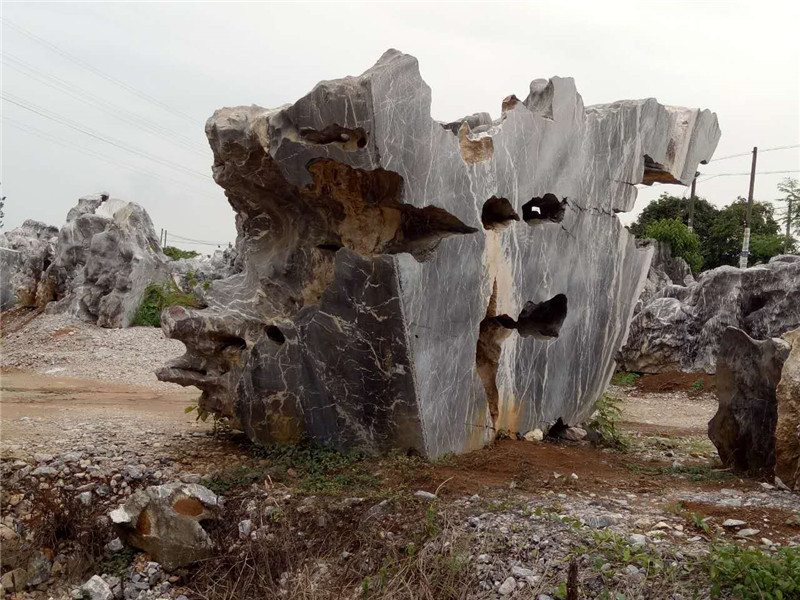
[739,147,758,269]
[688,175,697,233]
[787,194,793,254]
[160,228,164,247]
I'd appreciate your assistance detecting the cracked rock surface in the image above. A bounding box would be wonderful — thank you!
[158,49,720,457]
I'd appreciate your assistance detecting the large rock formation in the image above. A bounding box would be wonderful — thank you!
[633,239,694,312]
[776,328,800,489]
[708,327,790,472]
[41,193,171,328]
[619,255,800,373]
[157,50,720,457]
[0,220,59,310]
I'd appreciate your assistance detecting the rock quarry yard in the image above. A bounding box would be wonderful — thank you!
[2,310,800,600]
[2,14,800,600]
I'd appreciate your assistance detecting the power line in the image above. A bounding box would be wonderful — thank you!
[2,116,220,201]
[167,231,230,245]
[698,169,800,183]
[2,53,208,156]
[708,144,800,163]
[1,18,200,125]
[2,92,212,180]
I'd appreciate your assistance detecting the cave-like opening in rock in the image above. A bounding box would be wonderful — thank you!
[521,194,567,224]
[641,154,681,185]
[494,294,568,340]
[299,124,368,151]
[481,197,520,231]
[266,326,286,345]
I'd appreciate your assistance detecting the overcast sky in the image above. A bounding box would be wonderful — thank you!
[2,1,799,253]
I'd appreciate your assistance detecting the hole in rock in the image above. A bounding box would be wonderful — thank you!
[317,243,343,252]
[306,159,478,262]
[514,294,568,339]
[481,197,520,231]
[475,281,513,426]
[493,294,568,340]
[219,337,247,352]
[743,295,768,316]
[547,418,567,439]
[299,124,368,151]
[522,194,567,224]
[266,326,286,345]
[641,154,681,185]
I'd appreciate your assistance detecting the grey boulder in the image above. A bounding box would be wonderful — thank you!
[708,327,790,472]
[42,193,171,328]
[157,49,719,457]
[109,482,221,571]
[619,256,800,373]
[775,328,800,489]
[0,220,59,310]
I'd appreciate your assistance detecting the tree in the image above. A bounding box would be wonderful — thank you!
[629,192,719,244]
[644,218,704,273]
[704,198,783,268]
[775,177,800,253]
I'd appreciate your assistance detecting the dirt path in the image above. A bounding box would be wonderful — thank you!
[1,369,203,445]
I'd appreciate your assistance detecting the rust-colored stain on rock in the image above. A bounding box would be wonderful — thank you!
[172,497,205,516]
[136,510,151,535]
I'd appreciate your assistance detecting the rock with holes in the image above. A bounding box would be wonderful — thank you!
[775,328,800,490]
[41,193,171,328]
[109,482,221,570]
[156,49,720,457]
[619,255,800,373]
[0,220,59,311]
[708,327,790,472]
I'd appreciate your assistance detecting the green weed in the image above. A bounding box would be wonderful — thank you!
[690,379,705,393]
[590,394,629,449]
[130,281,200,327]
[705,544,800,599]
[610,371,640,387]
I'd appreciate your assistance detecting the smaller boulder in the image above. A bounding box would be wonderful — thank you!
[109,482,221,571]
[775,328,800,490]
[82,575,113,600]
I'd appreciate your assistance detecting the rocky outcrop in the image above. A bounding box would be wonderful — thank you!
[619,255,800,373]
[110,482,220,571]
[157,49,719,457]
[0,220,59,310]
[708,327,790,473]
[634,239,694,311]
[41,193,170,328]
[776,328,800,489]
[168,247,238,294]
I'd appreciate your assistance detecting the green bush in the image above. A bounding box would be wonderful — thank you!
[611,371,640,387]
[644,218,704,273]
[705,544,800,599]
[163,245,200,260]
[589,394,628,450]
[130,281,200,327]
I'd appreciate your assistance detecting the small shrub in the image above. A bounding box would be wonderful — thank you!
[610,371,640,387]
[130,281,200,327]
[644,218,704,273]
[163,245,200,260]
[690,379,705,393]
[589,394,629,450]
[705,544,800,599]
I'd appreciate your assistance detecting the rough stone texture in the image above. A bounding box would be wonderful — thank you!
[775,327,800,490]
[708,327,790,473]
[157,49,719,457]
[109,482,220,571]
[41,193,170,328]
[0,220,59,310]
[633,239,694,312]
[168,247,238,294]
[619,256,800,374]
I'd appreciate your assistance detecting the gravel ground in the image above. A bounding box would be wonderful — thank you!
[1,313,185,391]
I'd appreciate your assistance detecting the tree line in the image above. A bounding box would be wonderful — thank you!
[629,177,799,273]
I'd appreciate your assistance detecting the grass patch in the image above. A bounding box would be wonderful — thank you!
[705,544,800,599]
[130,281,201,327]
[610,371,640,387]
[689,379,705,393]
[163,245,200,260]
